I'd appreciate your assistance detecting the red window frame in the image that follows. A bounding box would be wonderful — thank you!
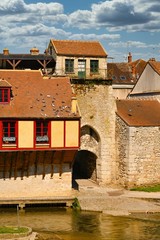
[0,88,10,103]
[2,121,17,144]
[36,120,50,144]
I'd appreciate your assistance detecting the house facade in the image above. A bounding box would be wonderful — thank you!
[48,39,107,79]
[129,59,160,99]
[0,70,80,197]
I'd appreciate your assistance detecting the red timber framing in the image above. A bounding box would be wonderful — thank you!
[0,119,80,151]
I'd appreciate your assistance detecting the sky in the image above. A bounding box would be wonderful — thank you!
[0,0,160,62]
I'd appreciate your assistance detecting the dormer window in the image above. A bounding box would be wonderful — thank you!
[0,88,10,103]
[0,79,11,104]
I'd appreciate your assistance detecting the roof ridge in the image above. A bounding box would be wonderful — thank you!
[51,39,99,43]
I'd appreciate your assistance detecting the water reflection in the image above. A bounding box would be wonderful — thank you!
[0,207,159,240]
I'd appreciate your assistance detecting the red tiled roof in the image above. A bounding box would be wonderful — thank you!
[149,61,160,75]
[0,70,80,119]
[108,59,146,85]
[108,62,134,84]
[50,39,107,57]
[116,99,160,126]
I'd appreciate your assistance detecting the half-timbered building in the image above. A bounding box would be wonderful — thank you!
[0,70,80,197]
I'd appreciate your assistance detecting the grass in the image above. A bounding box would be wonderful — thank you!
[0,226,28,234]
[130,184,160,192]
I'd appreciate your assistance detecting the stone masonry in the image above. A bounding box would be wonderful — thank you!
[72,82,117,185]
[116,115,160,187]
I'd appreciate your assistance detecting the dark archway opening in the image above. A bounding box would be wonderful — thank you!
[72,150,97,189]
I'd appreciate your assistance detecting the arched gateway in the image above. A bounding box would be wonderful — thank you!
[72,125,100,188]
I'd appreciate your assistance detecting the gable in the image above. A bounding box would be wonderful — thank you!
[130,62,160,95]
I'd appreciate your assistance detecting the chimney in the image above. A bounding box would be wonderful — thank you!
[3,48,9,55]
[128,52,132,63]
[30,47,39,55]
[149,58,156,61]
[71,96,77,114]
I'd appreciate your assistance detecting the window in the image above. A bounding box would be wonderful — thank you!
[0,88,10,103]
[65,59,74,73]
[2,121,16,144]
[36,120,49,144]
[90,60,99,73]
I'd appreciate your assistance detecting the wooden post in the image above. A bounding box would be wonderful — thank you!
[59,150,65,177]
[3,152,6,180]
[50,151,55,178]
[14,152,19,180]
[42,151,47,180]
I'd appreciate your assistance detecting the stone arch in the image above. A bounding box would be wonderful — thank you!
[80,125,100,156]
[72,125,100,188]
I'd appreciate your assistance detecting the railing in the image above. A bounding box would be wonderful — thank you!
[49,67,108,80]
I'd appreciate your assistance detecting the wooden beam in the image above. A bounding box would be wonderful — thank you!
[21,152,26,180]
[9,152,14,179]
[34,151,38,177]
[3,153,7,180]
[59,150,65,177]
[14,152,19,180]
[42,151,47,180]
[50,151,55,178]
[26,152,30,178]
[6,59,21,69]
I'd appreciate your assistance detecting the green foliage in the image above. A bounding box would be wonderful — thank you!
[130,184,160,192]
[72,197,81,210]
[0,226,28,234]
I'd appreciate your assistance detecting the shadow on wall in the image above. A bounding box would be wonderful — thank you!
[72,150,97,189]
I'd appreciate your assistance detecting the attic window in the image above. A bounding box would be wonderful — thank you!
[120,76,126,80]
[0,88,10,103]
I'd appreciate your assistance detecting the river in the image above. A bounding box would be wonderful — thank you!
[0,207,159,239]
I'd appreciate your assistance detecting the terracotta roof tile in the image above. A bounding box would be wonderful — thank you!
[50,39,107,57]
[149,61,160,75]
[116,99,160,126]
[108,59,146,85]
[108,62,134,84]
[0,70,80,119]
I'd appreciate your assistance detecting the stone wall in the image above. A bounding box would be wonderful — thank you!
[115,115,129,186]
[116,115,160,187]
[72,82,117,185]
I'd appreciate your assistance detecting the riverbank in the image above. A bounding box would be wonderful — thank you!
[75,180,160,216]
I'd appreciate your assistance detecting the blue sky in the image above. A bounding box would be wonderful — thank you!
[0,0,160,62]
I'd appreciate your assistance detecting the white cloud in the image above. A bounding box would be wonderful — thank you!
[0,0,159,61]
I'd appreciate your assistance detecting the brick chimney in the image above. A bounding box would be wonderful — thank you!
[149,58,156,61]
[3,48,9,55]
[30,47,39,55]
[128,52,132,63]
